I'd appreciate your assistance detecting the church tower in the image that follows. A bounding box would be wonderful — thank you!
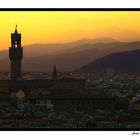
[9,25,23,80]
[53,64,57,81]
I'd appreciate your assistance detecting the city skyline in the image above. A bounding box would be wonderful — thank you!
[1,11,140,50]
[0,10,140,129]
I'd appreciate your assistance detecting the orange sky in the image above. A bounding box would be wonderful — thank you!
[1,11,140,50]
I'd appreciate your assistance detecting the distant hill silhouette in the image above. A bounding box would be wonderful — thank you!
[1,38,140,72]
[0,37,117,60]
[77,49,140,74]
[0,48,105,72]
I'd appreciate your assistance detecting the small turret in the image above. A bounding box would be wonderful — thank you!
[53,64,57,81]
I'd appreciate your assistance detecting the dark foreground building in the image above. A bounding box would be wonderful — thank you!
[0,27,116,113]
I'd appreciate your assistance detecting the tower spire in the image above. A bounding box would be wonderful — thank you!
[15,25,18,34]
[53,64,57,81]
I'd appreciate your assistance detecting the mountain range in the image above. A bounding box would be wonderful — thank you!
[1,37,140,72]
[77,49,140,74]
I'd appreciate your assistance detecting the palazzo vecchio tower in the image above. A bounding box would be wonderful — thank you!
[9,25,23,80]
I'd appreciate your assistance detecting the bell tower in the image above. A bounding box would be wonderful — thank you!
[9,25,23,80]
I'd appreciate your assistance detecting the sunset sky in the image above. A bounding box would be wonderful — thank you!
[1,11,140,50]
